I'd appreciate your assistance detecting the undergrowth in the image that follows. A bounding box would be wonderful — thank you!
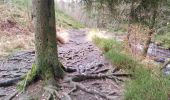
[0,0,85,56]
[125,67,170,100]
[92,36,123,52]
[155,32,170,49]
[11,0,30,10]
[0,2,34,56]
[55,9,85,29]
[11,0,85,29]
[93,36,170,100]
[105,50,138,70]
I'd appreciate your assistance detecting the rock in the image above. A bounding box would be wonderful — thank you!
[166,64,170,69]
[154,58,166,63]
[162,64,170,75]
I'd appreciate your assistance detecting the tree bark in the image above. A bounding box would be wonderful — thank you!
[142,7,158,57]
[32,0,63,84]
[126,1,135,50]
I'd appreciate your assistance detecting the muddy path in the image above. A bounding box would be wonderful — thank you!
[0,29,124,100]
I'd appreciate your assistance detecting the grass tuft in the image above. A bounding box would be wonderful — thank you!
[155,32,170,49]
[92,36,137,70]
[105,50,138,70]
[92,36,122,52]
[125,67,170,100]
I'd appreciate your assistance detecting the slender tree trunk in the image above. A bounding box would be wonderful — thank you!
[142,8,157,57]
[32,0,63,84]
[126,1,135,51]
[142,29,154,57]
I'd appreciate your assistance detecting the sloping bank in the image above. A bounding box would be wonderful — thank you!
[92,36,170,100]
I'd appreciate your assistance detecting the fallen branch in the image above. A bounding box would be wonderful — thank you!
[90,64,104,72]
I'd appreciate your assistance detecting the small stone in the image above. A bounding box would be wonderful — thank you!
[164,71,170,75]
[166,64,170,69]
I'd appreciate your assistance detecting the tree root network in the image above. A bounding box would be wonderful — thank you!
[0,61,130,100]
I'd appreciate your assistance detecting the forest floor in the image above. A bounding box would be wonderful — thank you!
[0,2,170,99]
[0,29,127,100]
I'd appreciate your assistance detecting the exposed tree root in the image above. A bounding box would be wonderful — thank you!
[62,67,77,73]
[71,74,112,82]
[60,72,129,99]
[69,82,116,100]
[71,73,131,82]
[112,73,132,77]
[112,68,120,73]
[43,85,73,100]
[87,64,104,73]
[0,57,127,100]
[4,91,18,100]
[90,68,109,74]
[0,63,38,89]
[17,64,39,91]
[44,85,60,100]
[0,94,6,97]
[59,62,77,73]
[0,76,24,87]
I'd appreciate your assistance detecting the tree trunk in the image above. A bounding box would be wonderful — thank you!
[126,1,135,51]
[32,0,63,84]
[142,8,157,57]
[142,29,154,57]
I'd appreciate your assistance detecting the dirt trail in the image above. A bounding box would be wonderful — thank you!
[0,29,124,100]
